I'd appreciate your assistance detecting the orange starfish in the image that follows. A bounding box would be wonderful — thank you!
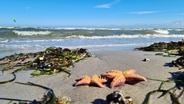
[74,74,107,88]
[102,69,147,88]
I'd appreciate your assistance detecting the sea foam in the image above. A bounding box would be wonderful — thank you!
[13,30,51,36]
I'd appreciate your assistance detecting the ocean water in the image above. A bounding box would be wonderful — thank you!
[0,27,184,58]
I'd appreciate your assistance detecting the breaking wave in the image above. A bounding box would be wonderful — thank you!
[1,27,184,39]
[0,26,184,55]
[13,30,52,36]
[154,29,169,34]
[66,34,184,39]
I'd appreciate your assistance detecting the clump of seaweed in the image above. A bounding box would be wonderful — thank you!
[55,96,71,104]
[143,71,184,104]
[172,56,184,69]
[135,39,184,56]
[0,47,91,76]
[30,47,91,76]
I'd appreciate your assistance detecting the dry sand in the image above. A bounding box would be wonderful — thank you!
[0,50,184,104]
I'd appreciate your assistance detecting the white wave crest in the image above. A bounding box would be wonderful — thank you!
[49,27,123,30]
[0,39,9,43]
[66,34,184,39]
[13,30,51,36]
[57,43,145,49]
[154,29,169,34]
[11,39,64,43]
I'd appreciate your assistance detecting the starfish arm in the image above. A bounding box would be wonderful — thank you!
[91,75,107,88]
[124,74,147,84]
[101,73,116,79]
[100,78,108,83]
[75,76,91,86]
[122,69,136,75]
[101,70,122,79]
[91,81,106,88]
[110,75,126,88]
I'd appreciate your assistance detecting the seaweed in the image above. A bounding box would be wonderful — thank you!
[0,73,16,84]
[0,82,72,104]
[172,56,184,69]
[135,39,184,56]
[0,47,91,77]
[143,71,184,104]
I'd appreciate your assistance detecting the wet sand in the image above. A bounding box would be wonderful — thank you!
[0,50,183,104]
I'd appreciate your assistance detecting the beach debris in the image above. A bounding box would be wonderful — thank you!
[74,75,107,88]
[143,58,150,62]
[106,90,133,104]
[0,47,91,76]
[143,71,184,104]
[102,69,147,88]
[55,96,71,104]
[172,56,184,69]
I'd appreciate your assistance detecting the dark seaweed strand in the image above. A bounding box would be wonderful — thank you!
[16,82,50,90]
[0,82,57,104]
[146,77,179,83]
[19,82,57,104]
[11,61,33,73]
[142,89,180,104]
[73,54,87,62]
[46,52,87,61]
[176,89,184,98]
[157,79,177,97]
[158,86,176,98]
[0,73,16,84]
[158,80,171,90]
[143,77,183,104]
[58,68,71,77]
[0,97,32,103]
[41,68,71,77]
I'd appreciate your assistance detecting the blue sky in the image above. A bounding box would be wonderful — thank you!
[0,0,184,28]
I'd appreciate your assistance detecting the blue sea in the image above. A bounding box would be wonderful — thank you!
[1,26,184,58]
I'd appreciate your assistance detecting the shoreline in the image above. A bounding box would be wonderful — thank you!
[0,50,183,104]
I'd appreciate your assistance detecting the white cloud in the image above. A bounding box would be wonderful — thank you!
[95,4,111,8]
[129,11,158,15]
[95,0,120,8]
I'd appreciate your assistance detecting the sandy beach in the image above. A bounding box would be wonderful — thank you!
[0,50,183,104]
